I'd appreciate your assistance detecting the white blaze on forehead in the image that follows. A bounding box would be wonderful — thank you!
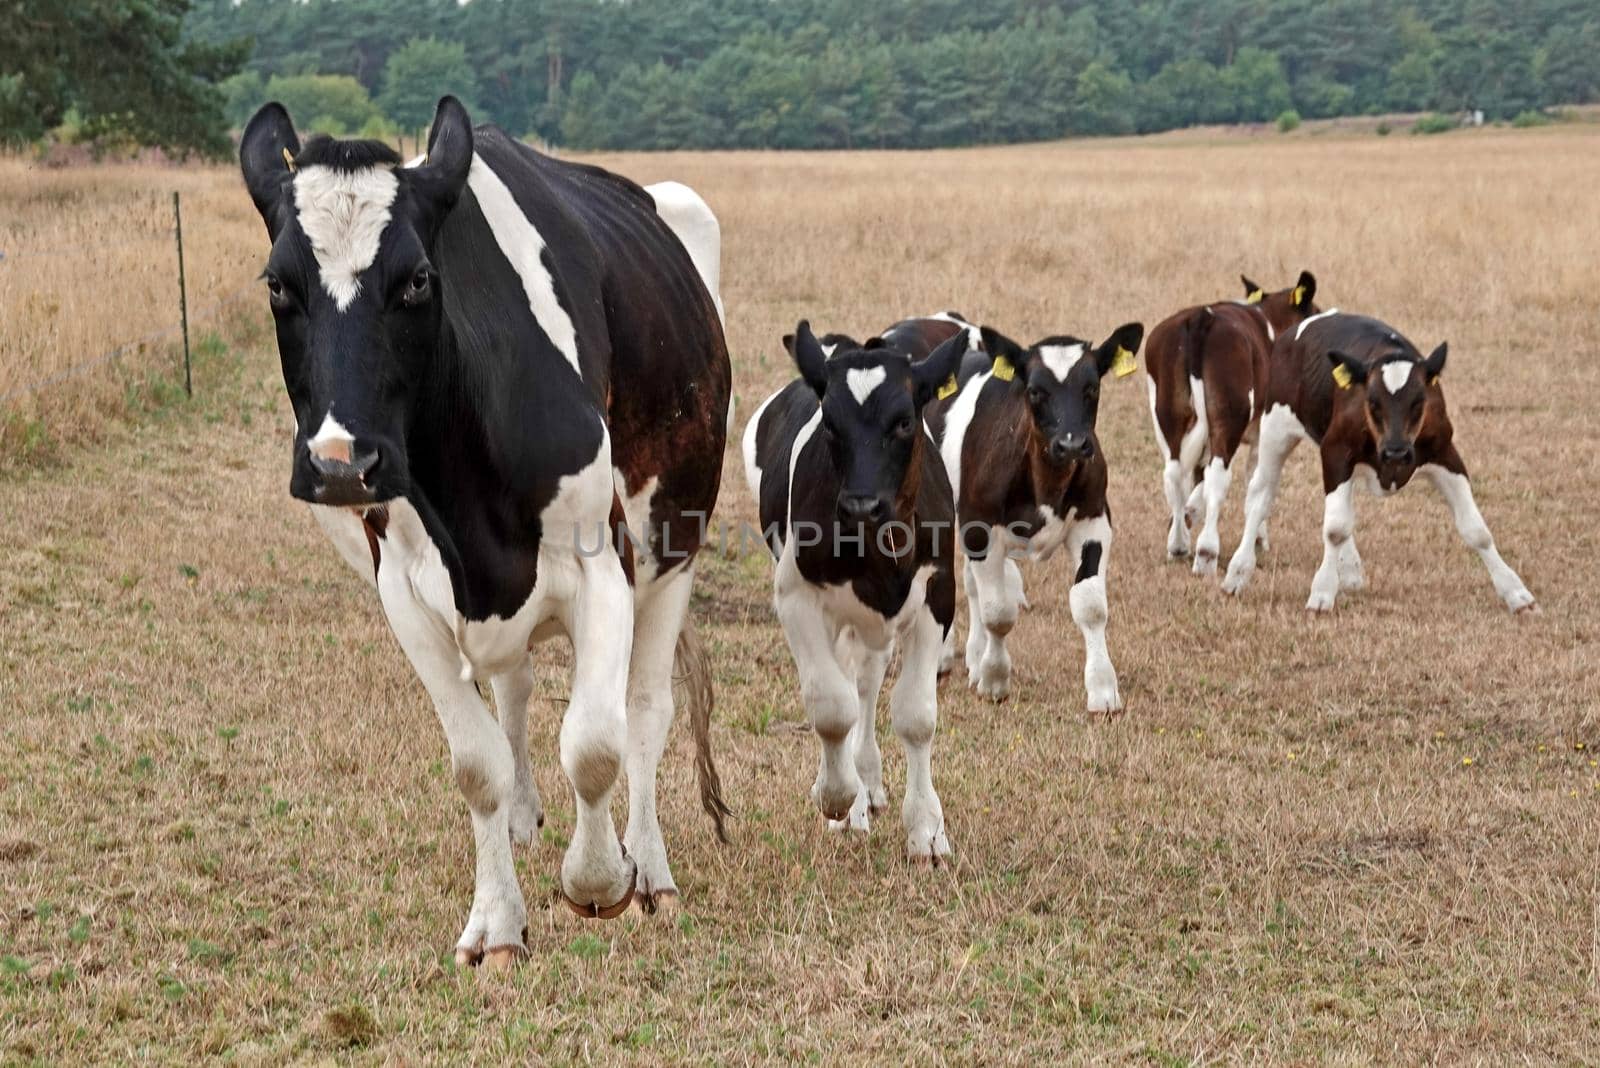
[1039,343,1086,382]
[845,366,888,405]
[292,164,400,312]
[1381,360,1414,394]
[307,411,355,460]
[467,154,581,375]
[821,342,839,357]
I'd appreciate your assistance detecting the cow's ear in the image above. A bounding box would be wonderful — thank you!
[1328,350,1367,389]
[790,321,829,398]
[409,96,474,209]
[1093,322,1145,379]
[239,103,301,235]
[912,329,969,407]
[1291,270,1317,311]
[1241,274,1265,303]
[979,326,1025,384]
[781,333,796,357]
[1421,342,1448,384]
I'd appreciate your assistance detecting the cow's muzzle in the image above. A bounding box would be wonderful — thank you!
[308,447,381,507]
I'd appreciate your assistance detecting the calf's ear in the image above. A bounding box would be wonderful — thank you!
[979,326,1025,383]
[1291,270,1317,311]
[1327,350,1367,389]
[409,96,475,212]
[1421,342,1448,383]
[240,103,302,236]
[1241,274,1264,303]
[912,329,969,407]
[790,321,830,397]
[1093,322,1145,378]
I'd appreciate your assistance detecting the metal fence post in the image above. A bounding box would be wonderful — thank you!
[172,191,192,397]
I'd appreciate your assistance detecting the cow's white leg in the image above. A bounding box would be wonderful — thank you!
[1067,516,1121,715]
[1307,478,1355,612]
[622,565,692,910]
[962,556,988,675]
[938,561,961,675]
[831,644,891,834]
[775,584,861,822]
[557,549,635,916]
[1422,464,1536,613]
[1163,459,1192,558]
[1192,456,1232,576]
[1337,535,1366,591]
[1245,441,1270,552]
[490,658,544,847]
[1004,556,1029,611]
[967,531,1019,702]
[377,569,525,964]
[1224,404,1301,595]
[893,604,952,862]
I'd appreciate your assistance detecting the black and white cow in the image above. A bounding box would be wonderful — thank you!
[923,320,1145,712]
[1221,310,1536,614]
[239,97,731,966]
[741,323,965,859]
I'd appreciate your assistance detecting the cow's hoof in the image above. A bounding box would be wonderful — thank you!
[562,883,635,920]
[1191,550,1218,576]
[1305,594,1336,614]
[1508,589,1538,615]
[454,942,483,968]
[1514,601,1541,617]
[482,943,528,970]
[906,831,952,866]
[630,887,678,918]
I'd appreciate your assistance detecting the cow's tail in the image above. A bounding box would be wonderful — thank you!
[1181,305,1217,382]
[675,616,732,842]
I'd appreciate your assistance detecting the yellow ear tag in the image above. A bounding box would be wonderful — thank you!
[936,375,958,400]
[282,147,297,172]
[1111,345,1138,378]
[1331,363,1353,389]
[1292,285,1307,306]
[1245,289,1264,304]
[992,356,1016,382]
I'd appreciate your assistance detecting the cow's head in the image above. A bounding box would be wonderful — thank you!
[1328,343,1449,490]
[978,322,1146,465]
[239,96,474,507]
[786,321,966,527]
[1240,270,1319,335]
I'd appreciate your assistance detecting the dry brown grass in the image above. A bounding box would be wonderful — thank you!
[3,125,1599,1063]
[0,156,263,464]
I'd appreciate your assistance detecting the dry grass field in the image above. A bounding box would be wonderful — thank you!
[3,124,1599,1063]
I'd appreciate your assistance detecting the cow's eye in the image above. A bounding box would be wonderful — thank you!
[893,416,914,437]
[403,267,432,306]
[265,273,288,308]
[1027,387,1047,406]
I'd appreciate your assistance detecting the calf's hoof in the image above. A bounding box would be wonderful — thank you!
[1305,592,1336,614]
[630,887,678,918]
[1507,589,1538,615]
[561,850,637,920]
[1191,549,1218,577]
[456,934,528,969]
[906,829,953,866]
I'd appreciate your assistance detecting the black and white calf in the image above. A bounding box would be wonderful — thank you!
[1221,311,1536,614]
[239,97,731,965]
[741,324,965,859]
[923,321,1145,712]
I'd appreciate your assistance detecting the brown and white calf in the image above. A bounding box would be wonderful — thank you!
[923,320,1145,711]
[1145,272,1319,572]
[1221,310,1536,614]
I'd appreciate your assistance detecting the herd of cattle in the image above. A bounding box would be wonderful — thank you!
[236,97,1535,964]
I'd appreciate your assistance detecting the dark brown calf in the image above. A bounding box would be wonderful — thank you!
[1221,311,1536,614]
[1144,271,1319,572]
[923,321,1144,712]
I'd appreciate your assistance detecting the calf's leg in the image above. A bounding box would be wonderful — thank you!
[1068,516,1122,715]
[893,605,952,862]
[966,529,1020,701]
[1423,457,1536,613]
[775,581,862,822]
[490,658,544,847]
[1223,404,1303,596]
[1307,477,1355,613]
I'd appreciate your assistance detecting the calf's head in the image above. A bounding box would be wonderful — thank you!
[239,96,474,507]
[787,321,966,526]
[978,323,1146,465]
[1328,343,1448,489]
[1241,270,1319,335]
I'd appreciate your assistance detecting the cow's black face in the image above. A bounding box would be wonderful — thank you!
[1330,344,1448,490]
[788,322,965,528]
[240,97,475,508]
[981,323,1145,466]
[1241,269,1319,335]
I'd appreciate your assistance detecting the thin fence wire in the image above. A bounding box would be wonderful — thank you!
[0,277,258,405]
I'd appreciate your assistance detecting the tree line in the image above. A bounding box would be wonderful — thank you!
[4,0,1598,157]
